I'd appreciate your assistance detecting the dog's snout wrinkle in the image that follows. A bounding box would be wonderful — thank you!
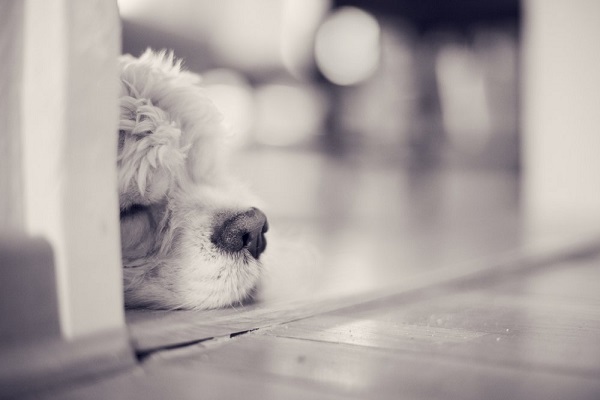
[211,208,268,259]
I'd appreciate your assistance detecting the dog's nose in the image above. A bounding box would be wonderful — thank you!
[211,208,269,259]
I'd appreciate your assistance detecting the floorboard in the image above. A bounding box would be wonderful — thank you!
[33,243,600,400]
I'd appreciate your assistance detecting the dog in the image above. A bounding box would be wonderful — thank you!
[117,50,269,310]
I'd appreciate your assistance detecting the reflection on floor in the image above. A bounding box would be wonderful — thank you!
[236,147,523,300]
[25,148,600,399]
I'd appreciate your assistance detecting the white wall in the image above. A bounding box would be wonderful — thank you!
[523,0,600,235]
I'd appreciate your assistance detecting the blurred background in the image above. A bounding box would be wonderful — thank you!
[119,0,519,169]
[117,0,596,301]
[118,0,522,300]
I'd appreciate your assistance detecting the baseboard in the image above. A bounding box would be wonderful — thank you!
[0,327,135,399]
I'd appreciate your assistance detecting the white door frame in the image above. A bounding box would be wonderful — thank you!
[1,1,132,396]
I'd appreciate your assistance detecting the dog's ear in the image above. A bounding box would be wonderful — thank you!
[118,49,230,193]
[117,96,188,207]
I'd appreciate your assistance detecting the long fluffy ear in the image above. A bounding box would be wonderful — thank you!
[118,49,231,197]
[117,94,189,208]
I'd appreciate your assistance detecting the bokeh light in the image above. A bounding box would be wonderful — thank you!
[280,0,330,79]
[254,83,327,146]
[315,7,381,86]
[436,43,492,155]
[208,1,283,72]
[201,69,255,146]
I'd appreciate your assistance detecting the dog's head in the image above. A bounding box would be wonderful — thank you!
[118,50,268,310]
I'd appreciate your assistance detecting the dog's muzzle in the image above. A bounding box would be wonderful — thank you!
[211,208,269,259]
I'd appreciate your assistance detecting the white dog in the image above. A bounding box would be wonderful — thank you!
[118,50,268,310]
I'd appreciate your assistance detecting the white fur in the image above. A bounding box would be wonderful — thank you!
[118,50,264,310]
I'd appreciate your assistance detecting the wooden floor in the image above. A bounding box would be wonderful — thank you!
[26,243,600,400]
[19,149,600,399]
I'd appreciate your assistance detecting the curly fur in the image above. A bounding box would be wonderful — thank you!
[118,50,265,310]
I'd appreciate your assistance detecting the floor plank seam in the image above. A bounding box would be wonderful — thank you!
[136,337,215,361]
[137,326,268,363]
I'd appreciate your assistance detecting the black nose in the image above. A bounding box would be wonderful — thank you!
[211,208,269,259]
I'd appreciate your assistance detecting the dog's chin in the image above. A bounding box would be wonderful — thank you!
[122,253,262,310]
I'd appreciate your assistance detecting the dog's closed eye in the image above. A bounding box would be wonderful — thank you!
[120,204,159,263]
[120,204,150,218]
